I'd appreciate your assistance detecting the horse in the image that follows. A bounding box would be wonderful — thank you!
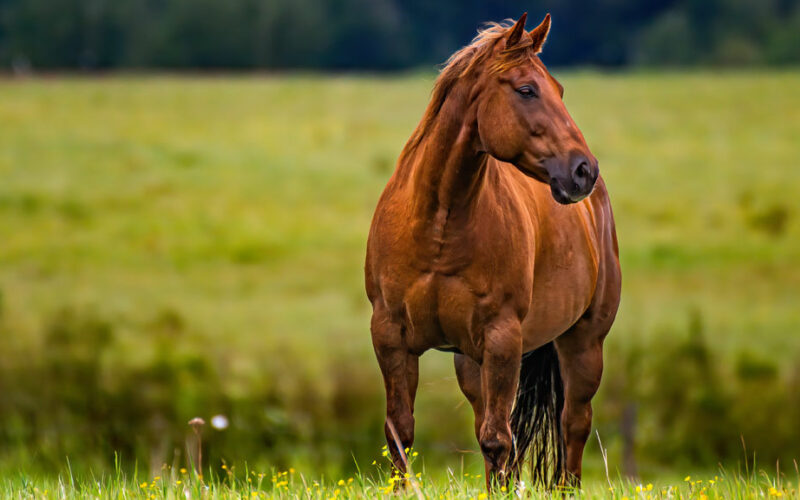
[364,13,621,490]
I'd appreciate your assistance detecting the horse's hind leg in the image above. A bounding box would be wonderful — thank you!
[371,304,419,473]
[554,326,604,486]
[454,353,484,441]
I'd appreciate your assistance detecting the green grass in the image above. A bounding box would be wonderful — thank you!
[0,71,799,481]
[1,461,798,499]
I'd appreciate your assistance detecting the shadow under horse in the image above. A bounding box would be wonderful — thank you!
[365,13,621,491]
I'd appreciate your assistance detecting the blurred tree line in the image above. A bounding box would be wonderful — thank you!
[0,0,799,71]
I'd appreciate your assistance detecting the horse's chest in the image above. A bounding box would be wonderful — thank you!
[399,269,516,355]
[384,227,532,352]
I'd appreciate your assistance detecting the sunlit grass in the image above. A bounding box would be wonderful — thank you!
[1,460,798,499]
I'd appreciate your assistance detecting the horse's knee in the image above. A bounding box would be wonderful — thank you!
[479,423,512,469]
[563,402,592,444]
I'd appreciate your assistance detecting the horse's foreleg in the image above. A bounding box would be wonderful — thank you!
[478,317,522,490]
[554,326,606,485]
[371,306,418,474]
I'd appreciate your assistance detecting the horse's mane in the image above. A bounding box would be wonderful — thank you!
[400,19,540,161]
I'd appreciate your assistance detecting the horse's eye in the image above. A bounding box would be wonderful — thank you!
[516,85,537,98]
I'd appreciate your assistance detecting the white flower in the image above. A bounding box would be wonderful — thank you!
[210,414,229,430]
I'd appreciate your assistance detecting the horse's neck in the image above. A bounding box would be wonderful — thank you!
[406,90,487,220]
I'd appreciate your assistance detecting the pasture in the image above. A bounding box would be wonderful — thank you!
[0,71,799,492]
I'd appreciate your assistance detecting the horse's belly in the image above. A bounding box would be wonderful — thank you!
[521,256,597,351]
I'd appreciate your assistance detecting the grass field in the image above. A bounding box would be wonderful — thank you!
[0,71,799,492]
[1,461,797,499]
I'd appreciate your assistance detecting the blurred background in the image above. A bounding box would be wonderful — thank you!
[0,0,799,482]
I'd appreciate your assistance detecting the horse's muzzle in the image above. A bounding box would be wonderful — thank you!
[547,154,598,204]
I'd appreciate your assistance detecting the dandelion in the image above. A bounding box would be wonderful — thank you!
[684,476,691,482]
[180,468,187,474]
[769,486,784,497]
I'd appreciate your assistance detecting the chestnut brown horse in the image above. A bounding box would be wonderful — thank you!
[365,13,620,490]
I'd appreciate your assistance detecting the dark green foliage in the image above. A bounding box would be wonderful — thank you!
[598,308,800,471]
[0,306,387,475]
[747,204,791,237]
[1,302,799,475]
[1,0,800,70]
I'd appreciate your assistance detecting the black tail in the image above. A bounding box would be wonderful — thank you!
[509,342,566,487]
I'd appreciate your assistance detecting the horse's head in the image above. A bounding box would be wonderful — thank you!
[473,14,597,204]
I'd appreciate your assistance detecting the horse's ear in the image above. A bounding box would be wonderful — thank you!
[506,13,528,48]
[529,13,551,53]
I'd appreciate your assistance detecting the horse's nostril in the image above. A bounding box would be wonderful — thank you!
[575,162,589,179]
